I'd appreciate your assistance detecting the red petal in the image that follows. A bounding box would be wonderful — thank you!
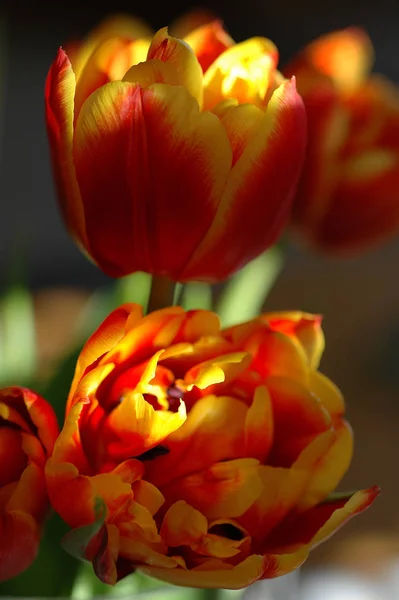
[0,510,39,582]
[73,81,231,279]
[265,486,380,552]
[182,78,307,281]
[45,48,87,249]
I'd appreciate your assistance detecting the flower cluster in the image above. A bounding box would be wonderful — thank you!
[1,11,386,592]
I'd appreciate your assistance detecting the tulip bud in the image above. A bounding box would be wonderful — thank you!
[46,19,306,282]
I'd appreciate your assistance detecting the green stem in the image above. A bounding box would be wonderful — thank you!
[181,282,213,310]
[147,275,177,313]
[199,588,221,600]
[216,247,284,327]
[116,271,151,310]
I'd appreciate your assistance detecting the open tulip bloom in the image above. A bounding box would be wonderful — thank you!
[44,305,378,589]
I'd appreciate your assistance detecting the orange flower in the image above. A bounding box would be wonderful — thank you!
[46,305,378,588]
[45,16,306,282]
[0,387,59,581]
[284,28,399,252]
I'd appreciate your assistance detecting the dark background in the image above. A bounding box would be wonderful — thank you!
[1,0,399,568]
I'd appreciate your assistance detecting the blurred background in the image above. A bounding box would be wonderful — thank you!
[1,0,399,589]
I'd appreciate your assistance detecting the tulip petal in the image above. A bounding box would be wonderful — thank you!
[240,431,336,540]
[309,371,345,416]
[316,158,399,250]
[173,309,221,343]
[263,312,325,369]
[69,303,141,406]
[145,395,248,487]
[161,501,246,559]
[309,487,380,547]
[92,523,119,585]
[7,463,48,522]
[147,28,203,108]
[266,376,331,467]
[20,387,59,455]
[0,510,39,582]
[265,487,379,552]
[203,37,279,110]
[46,459,100,528]
[61,496,106,560]
[185,352,251,390]
[101,308,184,367]
[161,458,262,520]
[184,21,235,73]
[295,419,353,511]
[119,537,177,568]
[161,500,207,546]
[182,78,306,281]
[291,86,347,233]
[69,14,152,80]
[45,49,87,248]
[139,549,307,588]
[75,38,150,117]
[248,328,309,386]
[132,480,165,516]
[244,386,274,463]
[289,28,374,93]
[73,81,232,279]
[215,103,265,164]
[106,391,186,458]
[0,429,26,487]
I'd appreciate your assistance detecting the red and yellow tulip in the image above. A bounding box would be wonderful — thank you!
[45,305,378,588]
[0,387,59,581]
[45,17,306,282]
[284,28,399,252]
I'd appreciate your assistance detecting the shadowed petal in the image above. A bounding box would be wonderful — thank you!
[45,49,87,248]
[182,78,306,281]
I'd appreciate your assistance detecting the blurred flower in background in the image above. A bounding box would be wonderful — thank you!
[45,16,306,283]
[285,28,399,252]
[0,387,59,582]
[45,304,377,588]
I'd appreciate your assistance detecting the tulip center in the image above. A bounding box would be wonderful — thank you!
[166,383,185,412]
[142,382,184,413]
[203,38,278,109]
[208,522,246,541]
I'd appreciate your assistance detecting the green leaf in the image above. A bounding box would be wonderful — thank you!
[0,284,36,386]
[62,497,107,561]
[322,490,356,504]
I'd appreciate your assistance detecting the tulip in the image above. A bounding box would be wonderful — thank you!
[0,387,59,581]
[46,305,378,588]
[45,19,306,282]
[284,28,399,252]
